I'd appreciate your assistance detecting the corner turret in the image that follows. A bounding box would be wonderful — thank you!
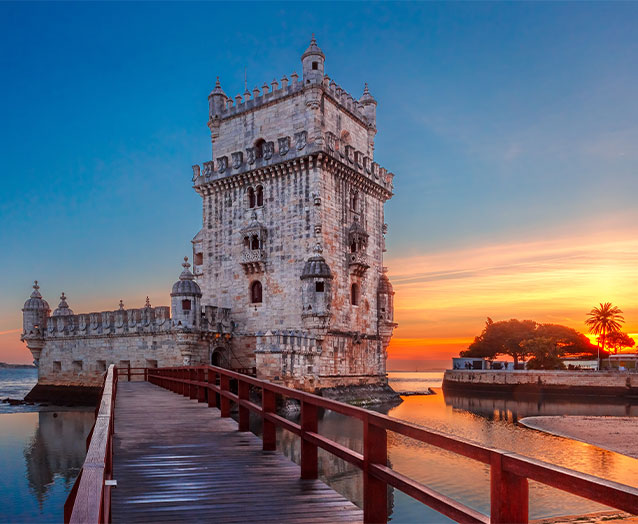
[21,281,50,366]
[301,35,325,85]
[52,292,73,317]
[171,257,202,330]
[208,77,227,119]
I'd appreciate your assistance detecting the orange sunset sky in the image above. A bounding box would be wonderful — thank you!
[2,226,637,369]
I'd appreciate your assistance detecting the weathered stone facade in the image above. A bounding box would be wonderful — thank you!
[21,37,397,397]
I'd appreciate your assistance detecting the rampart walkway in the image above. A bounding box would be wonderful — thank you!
[110,381,362,523]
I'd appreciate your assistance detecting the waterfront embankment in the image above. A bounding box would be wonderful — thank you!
[443,370,638,398]
[520,416,638,459]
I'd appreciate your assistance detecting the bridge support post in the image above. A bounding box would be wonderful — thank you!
[262,389,276,451]
[182,369,188,397]
[363,420,387,524]
[207,369,217,408]
[490,453,528,523]
[300,401,318,479]
[238,381,249,431]
[220,375,231,417]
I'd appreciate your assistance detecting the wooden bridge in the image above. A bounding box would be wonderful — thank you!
[65,365,638,524]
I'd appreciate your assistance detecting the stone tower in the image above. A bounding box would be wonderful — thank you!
[191,37,396,391]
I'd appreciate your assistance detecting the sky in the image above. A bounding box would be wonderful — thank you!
[1,2,637,368]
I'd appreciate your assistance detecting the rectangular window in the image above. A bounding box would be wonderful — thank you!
[315,282,324,293]
[96,360,107,372]
[194,252,203,265]
[146,359,158,369]
[53,361,61,372]
[182,299,191,311]
[72,360,83,372]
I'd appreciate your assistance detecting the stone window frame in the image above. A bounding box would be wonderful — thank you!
[351,283,360,306]
[246,185,264,209]
[250,280,263,304]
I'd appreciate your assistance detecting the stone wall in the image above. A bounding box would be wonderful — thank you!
[443,370,638,398]
[37,333,191,386]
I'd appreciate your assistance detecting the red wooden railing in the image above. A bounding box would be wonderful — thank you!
[64,365,117,524]
[148,365,638,524]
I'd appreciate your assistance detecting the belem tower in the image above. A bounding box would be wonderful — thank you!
[20,37,397,401]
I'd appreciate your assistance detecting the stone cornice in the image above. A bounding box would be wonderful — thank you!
[194,150,393,201]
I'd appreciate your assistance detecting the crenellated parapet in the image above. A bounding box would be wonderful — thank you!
[209,74,373,131]
[192,130,394,196]
[42,305,173,338]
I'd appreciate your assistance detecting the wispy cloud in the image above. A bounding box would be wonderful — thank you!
[385,229,638,363]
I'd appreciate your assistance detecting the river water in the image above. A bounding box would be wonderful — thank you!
[1,368,637,522]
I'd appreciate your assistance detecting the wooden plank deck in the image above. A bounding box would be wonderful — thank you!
[111,381,363,523]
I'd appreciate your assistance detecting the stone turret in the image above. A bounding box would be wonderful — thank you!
[171,257,202,330]
[377,268,396,343]
[301,34,325,85]
[21,281,50,366]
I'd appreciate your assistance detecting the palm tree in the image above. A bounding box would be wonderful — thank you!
[585,302,624,367]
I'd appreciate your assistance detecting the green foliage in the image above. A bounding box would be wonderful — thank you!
[461,318,599,367]
[605,331,636,354]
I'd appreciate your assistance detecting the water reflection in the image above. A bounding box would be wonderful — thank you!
[0,410,93,522]
[268,387,638,523]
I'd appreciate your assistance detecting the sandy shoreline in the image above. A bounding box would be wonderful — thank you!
[519,415,638,459]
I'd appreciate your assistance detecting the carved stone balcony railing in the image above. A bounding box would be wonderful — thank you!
[241,249,266,274]
[348,252,369,276]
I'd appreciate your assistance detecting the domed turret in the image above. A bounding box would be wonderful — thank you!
[359,83,377,128]
[52,292,73,317]
[22,281,50,336]
[21,281,50,366]
[208,76,227,119]
[301,244,333,324]
[301,34,325,85]
[171,257,202,330]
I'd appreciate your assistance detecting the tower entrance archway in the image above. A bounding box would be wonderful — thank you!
[211,347,230,368]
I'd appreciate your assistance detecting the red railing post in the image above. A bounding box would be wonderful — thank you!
[207,368,217,408]
[144,368,148,382]
[300,400,318,479]
[490,452,528,523]
[189,368,197,400]
[262,389,276,451]
[220,374,231,417]
[238,379,250,431]
[198,367,206,403]
[363,418,388,523]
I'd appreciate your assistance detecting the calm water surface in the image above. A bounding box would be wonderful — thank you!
[0,368,93,523]
[1,369,638,522]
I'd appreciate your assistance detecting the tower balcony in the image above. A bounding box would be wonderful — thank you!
[241,249,266,274]
[348,252,369,276]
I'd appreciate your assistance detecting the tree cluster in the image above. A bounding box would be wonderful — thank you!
[460,318,600,370]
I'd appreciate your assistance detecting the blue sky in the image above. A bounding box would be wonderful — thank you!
[1,2,637,364]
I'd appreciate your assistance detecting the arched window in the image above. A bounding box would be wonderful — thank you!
[248,187,256,208]
[351,192,359,212]
[254,138,266,160]
[243,236,250,248]
[350,240,357,253]
[350,283,359,306]
[251,235,259,250]
[251,281,263,304]
[181,299,191,311]
[256,185,263,207]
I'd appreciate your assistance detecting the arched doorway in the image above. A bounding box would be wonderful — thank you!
[211,347,229,368]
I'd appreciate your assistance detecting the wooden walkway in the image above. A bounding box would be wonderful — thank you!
[111,381,363,523]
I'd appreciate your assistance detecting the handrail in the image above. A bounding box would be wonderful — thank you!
[147,365,638,523]
[64,365,118,524]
